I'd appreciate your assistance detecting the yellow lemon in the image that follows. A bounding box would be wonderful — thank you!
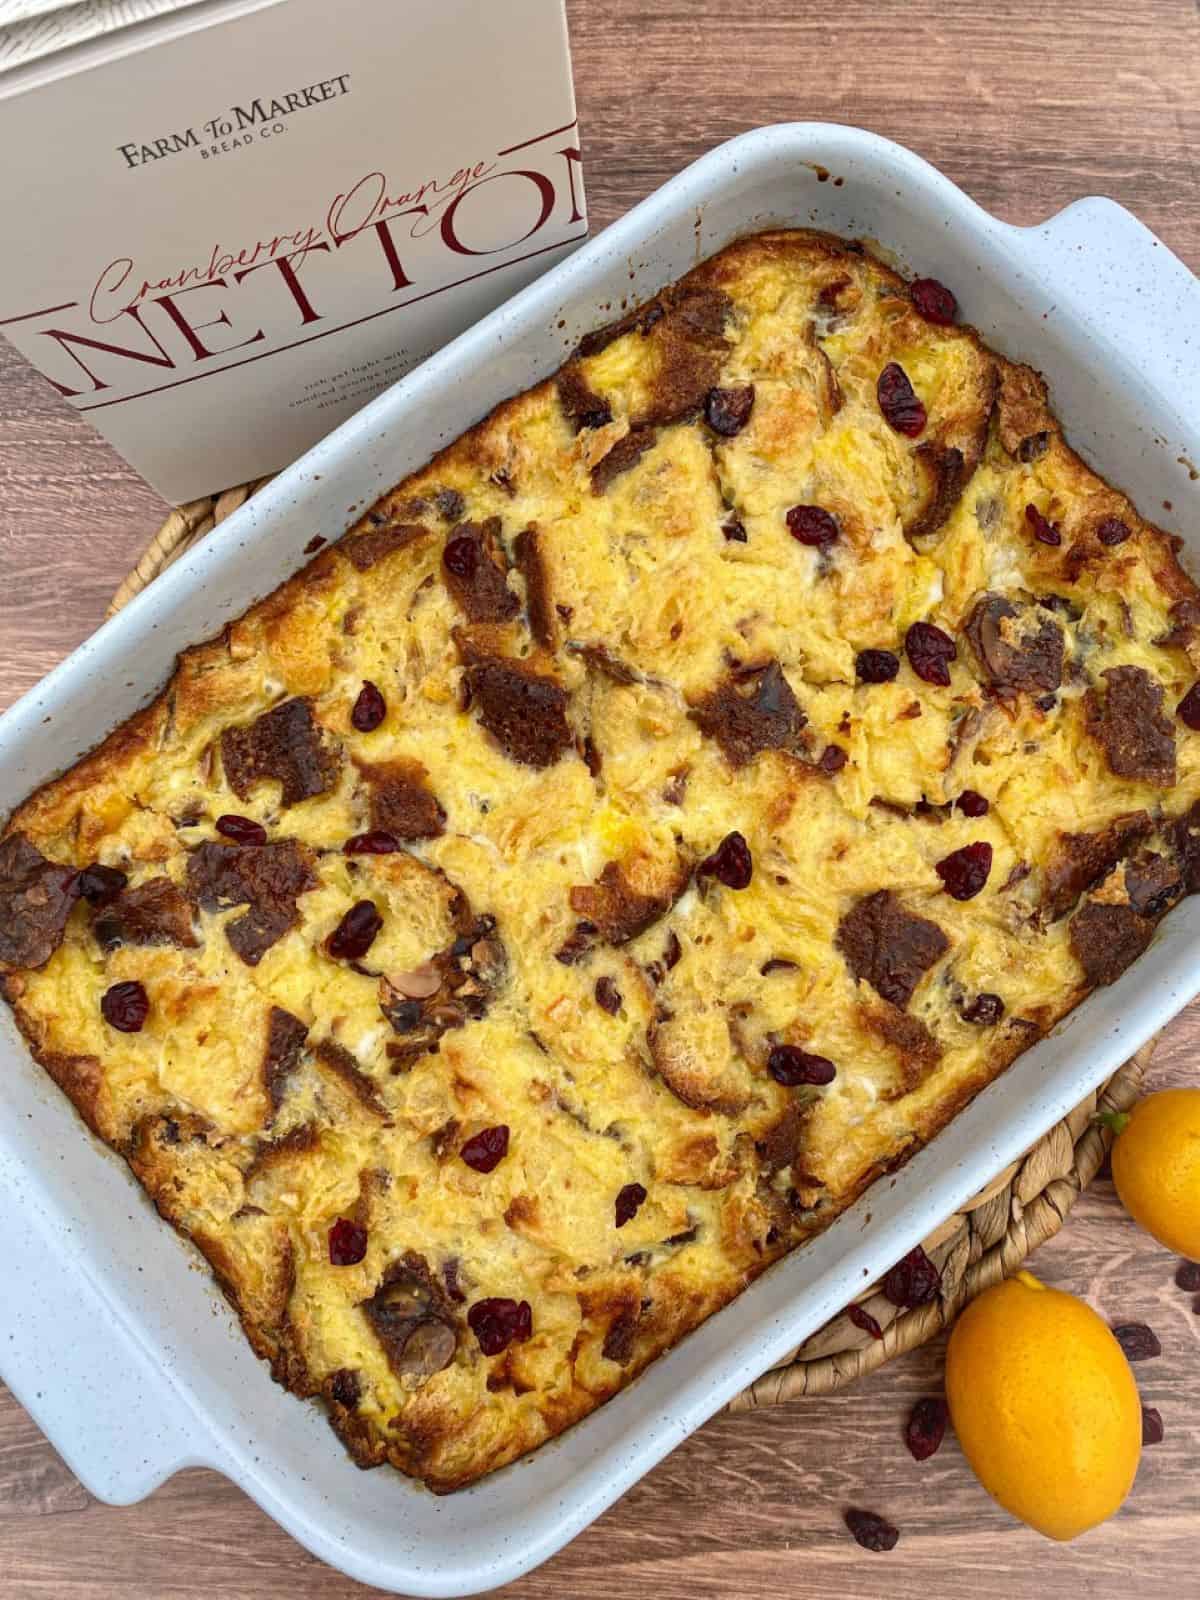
[1109,1088,1200,1259]
[945,1271,1141,1540]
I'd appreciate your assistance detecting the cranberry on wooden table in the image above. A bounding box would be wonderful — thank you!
[101,979,149,1033]
[844,1507,900,1552]
[905,1396,949,1460]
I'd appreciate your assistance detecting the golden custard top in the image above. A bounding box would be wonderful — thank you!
[4,229,1200,1493]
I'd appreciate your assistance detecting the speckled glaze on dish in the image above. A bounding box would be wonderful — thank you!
[1,125,1197,1595]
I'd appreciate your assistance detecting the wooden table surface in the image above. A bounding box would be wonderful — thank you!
[1,2,1198,1595]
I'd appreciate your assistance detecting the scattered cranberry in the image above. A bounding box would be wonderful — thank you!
[699,830,753,890]
[905,1396,949,1460]
[460,1125,509,1173]
[329,1217,368,1266]
[961,992,1005,1025]
[877,362,926,436]
[77,863,128,904]
[615,1182,648,1227]
[468,1296,533,1356]
[1025,503,1062,546]
[956,790,989,817]
[1112,1322,1161,1362]
[216,813,268,846]
[909,277,958,325]
[935,840,993,900]
[768,1044,837,1086]
[1142,1405,1164,1446]
[844,1507,899,1552]
[595,975,622,1014]
[847,1303,884,1340]
[722,516,748,543]
[326,899,382,960]
[351,680,387,732]
[329,1368,361,1407]
[786,504,840,547]
[344,830,401,854]
[704,384,755,436]
[856,648,900,683]
[443,535,479,579]
[883,1245,941,1308]
[1175,1260,1200,1292]
[1097,516,1132,547]
[820,744,848,775]
[101,979,149,1033]
[1177,683,1200,730]
[904,621,957,687]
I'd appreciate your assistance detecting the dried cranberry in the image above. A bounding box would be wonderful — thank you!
[705,384,755,436]
[844,1508,899,1553]
[768,1044,837,1086]
[101,979,149,1033]
[856,648,900,683]
[77,863,128,904]
[820,744,848,775]
[329,1368,361,1407]
[594,975,622,1014]
[351,680,387,732]
[699,830,753,890]
[877,362,926,437]
[882,1245,940,1308]
[909,277,958,326]
[935,840,993,900]
[1025,503,1062,546]
[904,621,957,687]
[905,1396,949,1461]
[956,789,989,817]
[1177,683,1200,730]
[468,1296,532,1356]
[847,1303,884,1340]
[343,830,401,854]
[215,813,267,846]
[326,899,382,960]
[786,504,840,547]
[722,516,748,543]
[1112,1321,1161,1362]
[1142,1405,1164,1445]
[442,536,479,579]
[328,1217,367,1266]
[1175,1260,1200,1292]
[961,992,1004,1025]
[460,1124,509,1173]
[1097,516,1132,547]
[615,1182,648,1227]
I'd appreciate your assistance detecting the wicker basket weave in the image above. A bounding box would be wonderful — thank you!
[118,484,1158,1410]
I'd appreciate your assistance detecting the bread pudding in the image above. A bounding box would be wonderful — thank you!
[4,228,1200,1492]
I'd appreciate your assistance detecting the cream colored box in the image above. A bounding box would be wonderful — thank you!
[0,0,585,500]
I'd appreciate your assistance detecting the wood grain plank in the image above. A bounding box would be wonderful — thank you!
[0,3,1197,1595]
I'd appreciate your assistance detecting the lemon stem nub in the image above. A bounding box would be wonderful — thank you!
[1099,1111,1131,1137]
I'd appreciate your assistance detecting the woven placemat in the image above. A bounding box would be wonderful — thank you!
[120,487,1158,1408]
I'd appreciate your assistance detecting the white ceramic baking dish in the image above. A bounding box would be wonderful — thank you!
[1,124,1198,1596]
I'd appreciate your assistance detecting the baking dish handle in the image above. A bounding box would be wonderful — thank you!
[0,1171,222,1505]
[1015,196,1200,416]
